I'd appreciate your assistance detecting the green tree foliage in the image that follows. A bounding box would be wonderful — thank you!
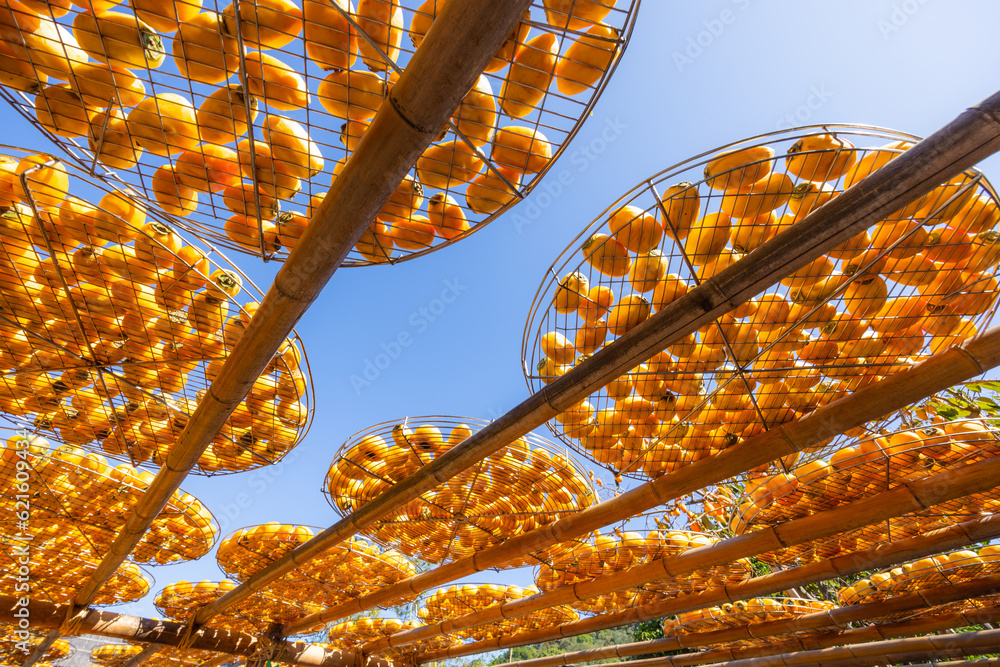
[485,625,640,665]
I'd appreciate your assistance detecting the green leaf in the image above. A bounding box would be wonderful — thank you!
[937,406,961,420]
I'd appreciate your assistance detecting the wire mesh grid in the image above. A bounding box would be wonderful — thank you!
[324,416,598,566]
[856,594,1000,626]
[730,418,1000,566]
[326,617,460,657]
[418,582,579,642]
[154,578,324,634]
[838,546,1000,606]
[91,643,223,667]
[0,145,314,475]
[0,431,219,565]
[521,125,1000,481]
[0,0,639,265]
[534,517,752,615]
[0,537,153,605]
[216,523,418,608]
[661,597,836,649]
[0,627,71,665]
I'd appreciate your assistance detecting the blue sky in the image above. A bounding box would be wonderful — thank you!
[6,0,1000,632]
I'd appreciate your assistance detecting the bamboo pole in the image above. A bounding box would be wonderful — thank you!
[121,644,161,667]
[22,630,59,667]
[287,322,1000,636]
[494,604,1000,667]
[209,88,1000,632]
[67,0,536,619]
[416,513,1000,662]
[0,600,383,667]
[659,605,1000,667]
[599,628,1000,667]
[365,450,1000,653]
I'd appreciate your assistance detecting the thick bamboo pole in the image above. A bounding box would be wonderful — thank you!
[22,630,59,667]
[658,605,1000,667]
[219,89,1000,633]
[68,0,536,618]
[0,600,383,667]
[288,322,1000,636]
[602,628,1000,667]
[501,604,1000,667]
[487,587,1000,667]
[366,451,1000,653]
[416,513,1000,662]
[497,588,1000,667]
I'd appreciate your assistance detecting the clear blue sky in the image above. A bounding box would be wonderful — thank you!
[6,0,1000,631]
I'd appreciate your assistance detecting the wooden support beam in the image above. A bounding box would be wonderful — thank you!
[288,319,1000,636]
[0,600,382,667]
[365,448,1000,652]
[416,513,1000,662]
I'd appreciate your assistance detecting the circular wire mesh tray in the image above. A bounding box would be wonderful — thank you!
[0,536,153,605]
[0,145,314,475]
[91,643,222,667]
[216,523,418,608]
[535,524,752,614]
[326,617,461,657]
[155,578,323,634]
[0,0,639,265]
[661,597,836,649]
[521,125,1000,481]
[0,627,71,665]
[324,416,598,566]
[730,418,1000,566]
[0,431,219,564]
[838,545,1000,607]
[419,582,578,641]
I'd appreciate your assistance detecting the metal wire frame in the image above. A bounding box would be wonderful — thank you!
[730,418,1000,565]
[533,524,753,615]
[0,145,315,475]
[661,596,837,648]
[0,538,154,606]
[0,627,71,665]
[733,417,1000,526]
[325,617,461,657]
[323,415,598,567]
[520,124,1000,481]
[0,430,219,565]
[215,524,418,609]
[838,545,1000,607]
[418,582,579,642]
[0,0,640,265]
[154,578,324,635]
